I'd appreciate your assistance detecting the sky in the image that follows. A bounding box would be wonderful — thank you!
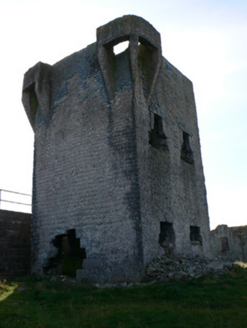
[0,0,246,229]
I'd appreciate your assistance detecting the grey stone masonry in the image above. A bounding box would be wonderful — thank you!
[211,225,247,262]
[22,15,211,283]
[0,210,31,278]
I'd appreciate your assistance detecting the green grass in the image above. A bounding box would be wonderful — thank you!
[1,267,247,328]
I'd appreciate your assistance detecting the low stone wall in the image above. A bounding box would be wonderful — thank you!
[211,225,247,262]
[0,210,31,278]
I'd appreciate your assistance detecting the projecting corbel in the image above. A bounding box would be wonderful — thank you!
[22,62,52,131]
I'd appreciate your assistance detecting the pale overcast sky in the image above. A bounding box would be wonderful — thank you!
[0,0,246,229]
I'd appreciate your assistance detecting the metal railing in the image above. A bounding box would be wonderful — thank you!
[0,189,32,212]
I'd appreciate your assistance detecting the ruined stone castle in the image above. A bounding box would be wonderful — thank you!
[22,15,212,282]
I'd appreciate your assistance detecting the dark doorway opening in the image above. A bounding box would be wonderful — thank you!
[44,229,86,277]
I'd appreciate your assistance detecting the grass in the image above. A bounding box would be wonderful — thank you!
[0,280,17,302]
[1,267,247,328]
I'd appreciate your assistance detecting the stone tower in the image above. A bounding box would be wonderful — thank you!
[22,15,211,282]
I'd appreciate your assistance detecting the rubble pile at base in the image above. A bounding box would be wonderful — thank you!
[145,254,236,281]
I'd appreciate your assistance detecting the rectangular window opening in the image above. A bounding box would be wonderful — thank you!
[181,131,194,164]
[190,226,202,246]
[149,114,168,151]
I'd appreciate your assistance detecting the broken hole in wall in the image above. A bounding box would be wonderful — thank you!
[159,222,175,254]
[44,229,86,277]
[149,114,168,151]
[190,226,202,246]
[221,237,230,253]
[181,131,194,164]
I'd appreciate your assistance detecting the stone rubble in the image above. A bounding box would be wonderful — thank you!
[145,254,236,281]
[94,255,239,288]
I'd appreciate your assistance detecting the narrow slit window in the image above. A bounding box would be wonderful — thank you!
[181,131,194,164]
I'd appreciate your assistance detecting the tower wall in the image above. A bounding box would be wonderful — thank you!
[22,15,211,282]
[28,45,144,282]
[135,59,211,264]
